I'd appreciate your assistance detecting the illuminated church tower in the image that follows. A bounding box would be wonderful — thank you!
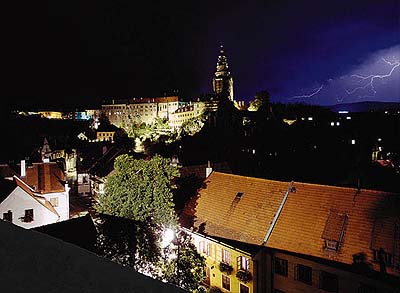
[212,44,234,101]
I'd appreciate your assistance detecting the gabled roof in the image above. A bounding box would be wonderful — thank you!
[180,172,289,245]
[266,181,400,272]
[14,176,59,217]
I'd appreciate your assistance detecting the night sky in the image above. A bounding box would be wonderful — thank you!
[2,0,399,109]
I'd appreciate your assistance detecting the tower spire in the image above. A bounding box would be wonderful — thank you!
[212,44,234,101]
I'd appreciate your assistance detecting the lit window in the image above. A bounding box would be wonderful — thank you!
[351,139,356,145]
[222,248,231,264]
[336,122,340,126]
[50,197,59,207]
[330,122,334,126]
[326,240,338,250]
[199,241,210,256]
[237,256,250,271]
[222,275,230,291]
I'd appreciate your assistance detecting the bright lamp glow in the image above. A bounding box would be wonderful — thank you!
[161,228,175,248]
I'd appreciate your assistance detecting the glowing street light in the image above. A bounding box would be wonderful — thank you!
[161,228,175,248]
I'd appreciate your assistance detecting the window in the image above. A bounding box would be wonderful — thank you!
[274,257,288,277]
[222,275,230,291]
[50,197,59,207]
[3,210,12,222]
[237,255,250,271]
[319,271,338,292]
[295,264,312,285]
[325,240,338,250]
[204,267,210,286]
[222,248,230,264]
[322,210,347,252]
[199,241,210,256]
[372,249,393,266]
[24,209,34,223]
[358,283,376,293]
[240,284,250,293]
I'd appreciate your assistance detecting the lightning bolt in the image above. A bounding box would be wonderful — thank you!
[345,58,400,99]
[288,85,324,100]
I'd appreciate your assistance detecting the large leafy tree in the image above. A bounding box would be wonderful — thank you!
[95,154,179,226]
[161,230,206,292]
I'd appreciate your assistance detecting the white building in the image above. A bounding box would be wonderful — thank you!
[0,161,70,228]
[102,96,183,127]
[168,102,205,130]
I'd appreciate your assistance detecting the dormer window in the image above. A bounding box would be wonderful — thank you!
[236,192,244,199]
[322,209,347,252]
[325,239,338,250]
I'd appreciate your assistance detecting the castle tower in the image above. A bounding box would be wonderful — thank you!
[212,44,234,101]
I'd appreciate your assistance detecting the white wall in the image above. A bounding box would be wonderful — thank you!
[0,187,59,229]
[43,189,70,221]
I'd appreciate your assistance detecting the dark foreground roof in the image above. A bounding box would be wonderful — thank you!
[0,219,185,293]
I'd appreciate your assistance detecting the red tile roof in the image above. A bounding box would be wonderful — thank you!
[266,181,400,275]
[180,172,289,245]
[22,162,65,194]
[14,176,59,216]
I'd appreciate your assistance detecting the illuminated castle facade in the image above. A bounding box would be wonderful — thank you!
[212,44,234,101]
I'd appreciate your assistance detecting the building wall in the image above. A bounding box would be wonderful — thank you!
[0,187,59,228]
[190,233,255,293]
[169,102,205,129]
[42,190,69,221]
[102,96,181,127]
[271,251,398,293]
[96,131,115,142]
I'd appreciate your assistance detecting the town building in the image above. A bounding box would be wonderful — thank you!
[180,172,400,292]
[168,102,206,130]
[101,96,183,127]
[0,161,70,228]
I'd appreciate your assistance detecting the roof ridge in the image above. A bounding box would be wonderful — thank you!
[293,180,399,195]
[210,172,290,184]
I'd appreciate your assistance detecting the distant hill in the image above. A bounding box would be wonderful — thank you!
[326,101,400,113]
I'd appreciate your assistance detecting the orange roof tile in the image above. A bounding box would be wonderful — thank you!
[266,181,400,274]
[22,162,65,194]
[180,172,289,245]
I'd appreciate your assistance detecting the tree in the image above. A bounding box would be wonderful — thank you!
[94,213,161,274]
[95,154,179,227]
[161,230,206,292]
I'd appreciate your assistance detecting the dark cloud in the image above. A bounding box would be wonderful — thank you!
[2,0,399,108]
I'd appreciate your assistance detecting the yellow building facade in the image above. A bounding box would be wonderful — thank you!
[186,229,255,293]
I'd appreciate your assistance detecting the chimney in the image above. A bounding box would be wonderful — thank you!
[21,160,26,177]
[206,160,212,178]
